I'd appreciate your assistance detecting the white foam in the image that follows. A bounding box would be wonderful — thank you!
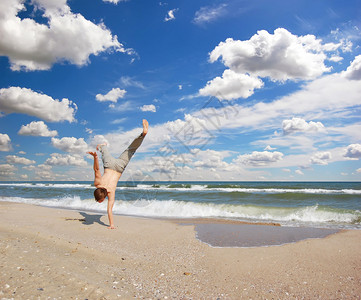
[2,196,359,229]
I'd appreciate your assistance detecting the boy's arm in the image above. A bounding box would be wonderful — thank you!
[107,192,115,229]
[87,151,102,186]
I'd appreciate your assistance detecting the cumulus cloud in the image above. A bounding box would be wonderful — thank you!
[342,55,361,80]
[89,135,109,149]
[164,9,178,22]
[0,164,17,176]
[0,133,12,151]
[310,151,332,165]
[96,88,126,103]
[344,143,361,159]
[329,55,343,62]
[282,117,325,135]
[23,165,36,171]
[192,149,231,170]
[199,69,263,100]
[6,155,35,165]
[45,153,87,166]
[234,151,284,166]
[295,169,304,175]
[18,121,58,137]
[140,104,156,112]
[208,28,334,82]
[51,137,88,154]
[195,72,361,135]
[193,4,228,25]
[0,87,76,122]
[0,0,130,71]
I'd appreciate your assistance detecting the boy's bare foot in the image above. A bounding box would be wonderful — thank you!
[142,119,149,136]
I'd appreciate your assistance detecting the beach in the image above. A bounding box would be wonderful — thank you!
[1,202,360,299]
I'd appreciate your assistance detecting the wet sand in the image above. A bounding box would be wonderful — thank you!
[193,222,339,247]
[0,201,360,299]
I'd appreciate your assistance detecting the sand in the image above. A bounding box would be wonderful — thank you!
[0,201,360,299]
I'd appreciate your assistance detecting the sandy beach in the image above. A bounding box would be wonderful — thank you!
[0,201,360,299]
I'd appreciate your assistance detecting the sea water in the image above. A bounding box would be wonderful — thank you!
[0,181,360,229]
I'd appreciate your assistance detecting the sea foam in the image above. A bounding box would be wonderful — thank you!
[2,196,360,229]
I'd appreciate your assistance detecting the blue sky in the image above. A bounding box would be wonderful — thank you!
[0,0,361,181]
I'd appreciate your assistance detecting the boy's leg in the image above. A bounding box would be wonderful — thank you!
[114,120,148,173]
[117,134,145,170]
[98,145,115,169]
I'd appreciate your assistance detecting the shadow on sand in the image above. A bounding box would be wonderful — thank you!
[78,212,108,227]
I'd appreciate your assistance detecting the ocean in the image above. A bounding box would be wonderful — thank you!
[0,181,360,229]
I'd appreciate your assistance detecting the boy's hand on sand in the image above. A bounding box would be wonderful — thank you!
[108,225,116,229]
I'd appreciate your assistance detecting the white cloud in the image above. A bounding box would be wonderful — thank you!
[264,145,276,151]
[0,133,12,151]
[51,137,89,154]
[111,118,127,125]
[295,169,304,175]
[23,165,36,171]
[38,164,52,171]
[35,170,55,180]
[6,155,36,165]
[342,55,361,80]
[118,76,145,89]
[0,87,76,122]
[0,0,129,71]
[329,55,343,62]
[199,69,263,100]
[140,104,156,112]
[194,73,361,134]
[103,0,126,4]
[193,4,228,25]
[192,149,232,170]
[0,164,17,172]
[45,153,87,166]
[234,151,284,167]
[0,163,17,176]
[282,117,325,135]
[110,100,134,112]
[18,121,58,137]
[96,88,126,103]
[209,28,333,81]
[164,9,178,22]
[310,151,332,165]
[344,143,361,159]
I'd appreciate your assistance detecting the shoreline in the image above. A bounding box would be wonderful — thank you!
[1,201,361,299]
[1,200,346,247]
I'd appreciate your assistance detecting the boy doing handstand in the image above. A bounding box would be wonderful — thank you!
[87,119,149,229]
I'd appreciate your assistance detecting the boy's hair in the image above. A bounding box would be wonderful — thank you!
[94,187,107,202]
